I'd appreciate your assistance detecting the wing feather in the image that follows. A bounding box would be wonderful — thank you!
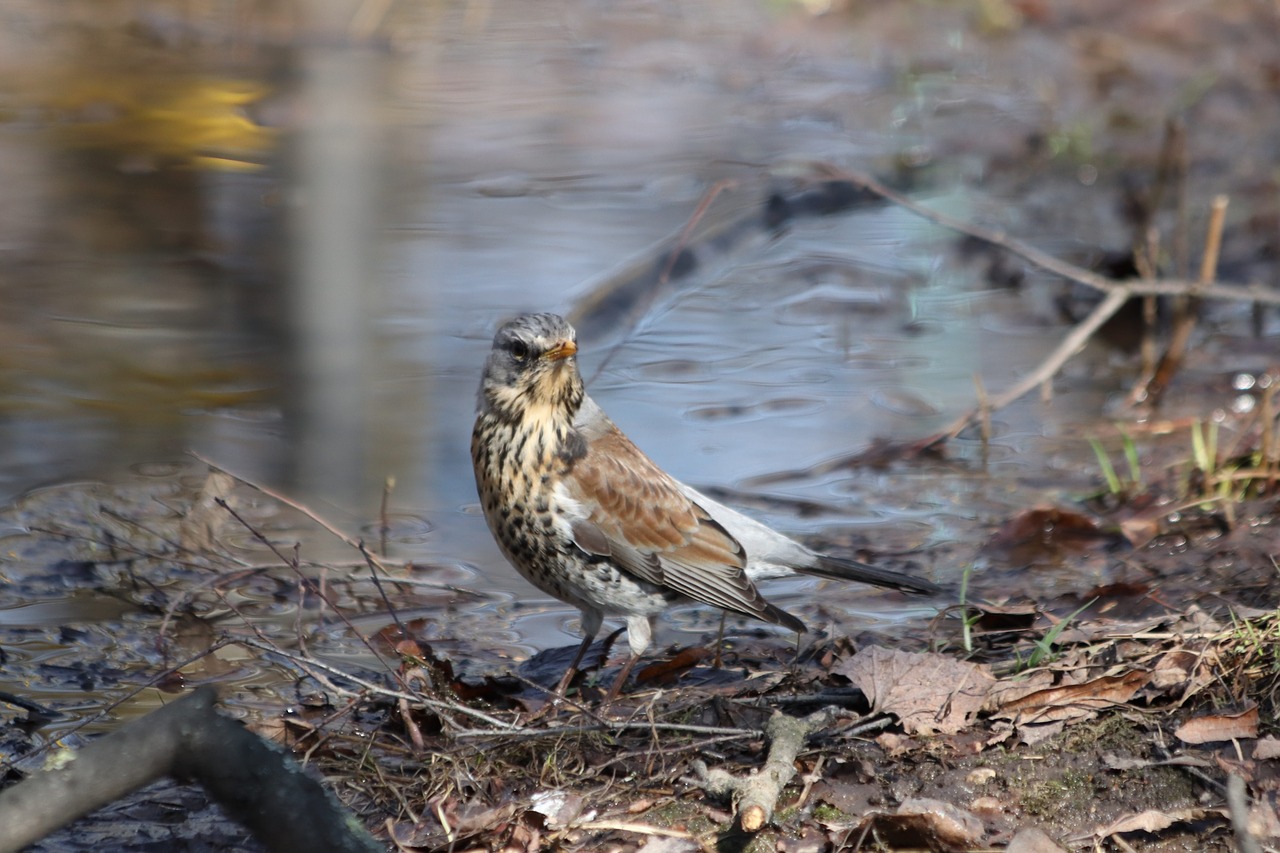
[563,418,804,633]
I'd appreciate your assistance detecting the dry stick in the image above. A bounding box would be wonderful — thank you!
[592,733,752,774]
[179,518,434,741]
[658,178,737,286]
[693,707,838,833]
[939,287,1132,439]
[1173,118,1191,282]
[451,720,756,740]
[1262,379,1279,482]
[1147,118,1185,236]
[187,451,402,578]
[191,453,419,640]
[237,636,519,731]
[1130,225,1163,403]
[583,178,738,386]
[571,820,696,840]
[379,475,394,557]
[834,167,1279,305]
[1111,834,1141,853]
[1144,194,1230,406]
[238,630,517,732]
[820,169,1276,436]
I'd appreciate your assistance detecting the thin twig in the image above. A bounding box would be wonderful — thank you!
[1143,194,1230,405]
[1130,225,1162,403]
[658,178,737,286]
[237,637,519,732]
[379,475,394,558]
[188,451,400,577]
[450,720,758,740]
[826,165,1280,306]
[571,820,696,839]
[941,287,1132,439]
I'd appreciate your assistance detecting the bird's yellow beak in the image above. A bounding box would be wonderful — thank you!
[544,339,577,361]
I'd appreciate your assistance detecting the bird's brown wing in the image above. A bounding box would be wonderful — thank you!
[563,423,804,632]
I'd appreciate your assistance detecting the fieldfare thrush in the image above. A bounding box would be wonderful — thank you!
[471,312,939,700]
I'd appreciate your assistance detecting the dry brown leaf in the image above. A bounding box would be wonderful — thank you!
[855,798,985,848]
[1254,736,1280,760]
[1006,826,1069,853]
[895,798,986,846]
[1117,513,1160,548]
[984,506,1116,563]
[1150,649,1198,690]
[874,732,914,756]
[635,647,710,687]
[969,602,1039,636]
[985,669,1055,710]
[1248,796,1280,840]
[837,648,995,735]
[1174,704,1259,744]
[994,669,1149,726]
[528,790,588,829]
[1097,807,1226,838]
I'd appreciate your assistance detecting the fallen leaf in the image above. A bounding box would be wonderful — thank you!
[994,670,1149,726]
[874,732,914,755]
[1150,649,1198,690]
[968,602,1039,637]
[1175,704,1259,744]
[1117,513,1160,548]
[985,669,1055,710]
[1248,796,1280,840]
[1097,807,1226,838]
[1255,736,1280,760]
[895,798,986,846]
[1006,826,1069,853]
[967,768,997,786]
[984,506,1120,563]
[1017,719,1065,746]
[636,647,711,687]
[837,648,995,735]
[528,790,589,829]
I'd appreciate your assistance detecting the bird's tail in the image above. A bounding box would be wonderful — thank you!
[803,554,941,596]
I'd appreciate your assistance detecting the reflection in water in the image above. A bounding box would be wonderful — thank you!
[0,3,295,499]
[282,33,386,504]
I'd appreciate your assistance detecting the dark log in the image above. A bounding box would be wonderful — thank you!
[0,686,380,853]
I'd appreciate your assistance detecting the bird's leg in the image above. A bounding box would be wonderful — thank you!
[712,612,727,668]
[780,628,806,685]
[603,614,654,703]
[552,632,596,699]
[604,653,642,703]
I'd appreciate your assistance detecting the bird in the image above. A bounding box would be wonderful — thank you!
[471,312,940,701]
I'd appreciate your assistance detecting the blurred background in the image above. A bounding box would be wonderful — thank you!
[0,0,1276,615]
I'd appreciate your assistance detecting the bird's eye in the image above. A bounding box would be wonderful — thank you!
[510,341,529,362]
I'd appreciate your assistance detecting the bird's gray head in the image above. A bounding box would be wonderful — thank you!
[477,313,585,422]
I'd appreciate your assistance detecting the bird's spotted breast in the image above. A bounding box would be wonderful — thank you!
[472,411,677,619]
